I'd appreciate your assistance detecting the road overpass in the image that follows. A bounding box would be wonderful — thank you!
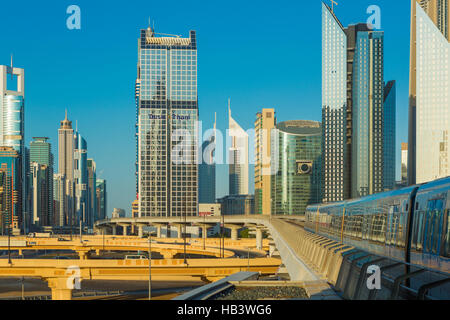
[0,257,281,300]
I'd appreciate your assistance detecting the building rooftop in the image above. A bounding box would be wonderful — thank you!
[276,120,321,135]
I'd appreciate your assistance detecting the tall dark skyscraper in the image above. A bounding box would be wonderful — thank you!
[322,3,387,201]
[136,25,198,217]
[383,81,396,191]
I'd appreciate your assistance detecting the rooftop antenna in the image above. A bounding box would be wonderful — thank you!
[10,54,13,80]
[76,120,78,132]
[65,109,68,120]
[228,98,231,118]
[330,0,338,13]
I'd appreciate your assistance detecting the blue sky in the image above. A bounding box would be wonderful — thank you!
[1,0,411,216]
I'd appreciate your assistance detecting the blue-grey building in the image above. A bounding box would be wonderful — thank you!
[383,80,396,191]
[74,131,88,226]
[351,26,385,198]
[136,26,198,217]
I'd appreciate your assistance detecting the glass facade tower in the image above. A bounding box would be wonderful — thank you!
[409,0,450,184]
[322,3,388,201]
[271,121,322,215]
[322,3,348,202]
[0,64,25,233]
[137,27,198,217]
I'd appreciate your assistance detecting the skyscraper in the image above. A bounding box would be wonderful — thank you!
[96,179,107,221]
[53,173,66,227]
[0,63,25,232]
[401,143,408,183]
[383,81,396,191]
[322,3,348,202]
[199,114,216,204]
[408,0,450,185]
[271,121,323,215]
[58,111,75,226]
[29,137,54,227]
[228,102,249,195]
[87,159,97,225]
[0,147,20,235]
[74,131,88,226]
[254,108,276,215]
[31,162,51,226]
[136,26,198,217]
[322,3,387,201]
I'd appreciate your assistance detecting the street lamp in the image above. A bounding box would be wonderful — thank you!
[148,234,152,300]
[8,224,11,264]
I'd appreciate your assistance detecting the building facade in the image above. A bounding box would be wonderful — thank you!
[29,137,54,227]
[199,116,216,203]
[74,131,88,226]
[0,64,25,233]
[322,3,388,201]
[0,147,20,234]
[383,81,396,191]
[254,108,276,215]
[136,26,198,218]
[271,121,322,216]
[217,195,254,215]
[87,159,97,225]
[322,3,348,202]
[96,179,107,220]
[58,112,75,226]
[228,104,249,195]
[408,0,450,185]
[401,143,408,183]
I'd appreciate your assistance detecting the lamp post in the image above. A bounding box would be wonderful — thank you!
[183,201,187,265]
[148,234,152,300]
[8,224,11,264]
[247,247,250,271]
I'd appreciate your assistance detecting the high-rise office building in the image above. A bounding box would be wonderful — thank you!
[408,0,450,185]
[0,63,25,233]
[271,121,323,215]
[53,173,66,227]
[228,103,249,195]
[58,111,75,226]
[136,26,198,217]
[322,3,387,201]
[87,159,97,225]
[322,4,348,202]
[30,162,51,227]
[0,147,20,235]
[74,131,88,226]
[96,179,107,220]
[254,108,276,215]
[401,143,408,183]
[29,137,54,227]
[383,81,396,191]
[199,115,216,204]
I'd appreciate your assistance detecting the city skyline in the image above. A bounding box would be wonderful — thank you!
[1,0,414,214]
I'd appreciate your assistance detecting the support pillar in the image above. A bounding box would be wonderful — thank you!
[112,225,117,235]
[156,225,161,238]
[256,228,263,250]
[138,225,144,238]
[46,278,73,300]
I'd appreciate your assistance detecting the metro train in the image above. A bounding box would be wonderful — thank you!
[305,177,450,275]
